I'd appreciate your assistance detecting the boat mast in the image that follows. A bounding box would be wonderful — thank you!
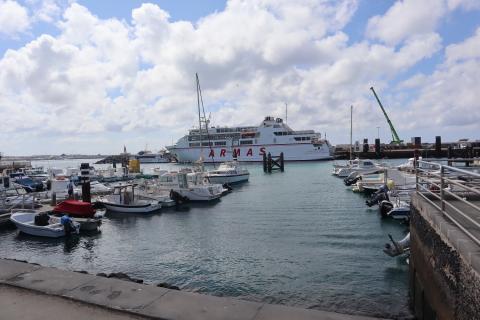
[196,73,203,160]
[350,105,353,160]
[285,102,288,124]
[195,73,215,166]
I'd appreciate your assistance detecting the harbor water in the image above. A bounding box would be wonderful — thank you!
[0,160,411,319]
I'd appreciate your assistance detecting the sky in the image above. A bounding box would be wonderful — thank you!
[0,0,479,156]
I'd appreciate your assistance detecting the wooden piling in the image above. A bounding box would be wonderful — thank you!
[435,136,441,157]
[279,152,284,172]
[267,153,272,173]
[263,153,267,172]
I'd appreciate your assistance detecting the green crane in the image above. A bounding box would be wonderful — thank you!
[370,87,403,144]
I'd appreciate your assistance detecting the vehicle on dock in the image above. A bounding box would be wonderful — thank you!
[10,210,80,238]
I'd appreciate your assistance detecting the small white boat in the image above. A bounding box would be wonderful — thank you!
[97,184,162,213]
[384,233,410,257]
[336,159,379,178]
[206,161,250,184]
[90,181,112,195]
[10,210,80,238]
[157,172,224,201]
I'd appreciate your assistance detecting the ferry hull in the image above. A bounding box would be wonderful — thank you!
[168,144,332,163]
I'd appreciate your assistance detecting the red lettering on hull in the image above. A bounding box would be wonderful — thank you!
[220,149,226,157]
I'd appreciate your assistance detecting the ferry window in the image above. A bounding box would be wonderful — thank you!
[201,142,212,146]
[215,141,226,146]
[240,140,253,145]
[189,143,200,147]
[274,125,281,128]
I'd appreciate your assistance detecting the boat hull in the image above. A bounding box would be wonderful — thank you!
[207,173,249,184]
[102,202,162,213]
[10,211,79,238]
[14,222,66,238]
[168,144,332,163]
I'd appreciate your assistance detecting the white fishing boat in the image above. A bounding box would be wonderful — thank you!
[336,159,378,178]
[10,210,80,238]
[156,172,223,201]
[206,161,250,184]
[90,181,112,195]
[97,184,162,213]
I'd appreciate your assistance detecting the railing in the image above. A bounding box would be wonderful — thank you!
[415,160,480,246]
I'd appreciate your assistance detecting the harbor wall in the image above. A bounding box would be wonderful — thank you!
[409,194,480,320]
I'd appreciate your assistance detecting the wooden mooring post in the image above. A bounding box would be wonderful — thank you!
[263,152,284,173]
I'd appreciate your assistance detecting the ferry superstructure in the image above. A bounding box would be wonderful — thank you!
[166,116,333,162]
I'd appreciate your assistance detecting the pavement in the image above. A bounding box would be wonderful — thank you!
[0,258,387,320]
[0,284,149,320]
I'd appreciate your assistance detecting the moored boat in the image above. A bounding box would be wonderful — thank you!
[167,116,333,162]
[206,161,250,184]
[10,210,80,238]
[96,184,162,213]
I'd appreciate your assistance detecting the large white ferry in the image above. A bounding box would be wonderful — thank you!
[166,116,333,162]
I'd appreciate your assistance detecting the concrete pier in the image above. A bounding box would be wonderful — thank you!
[0,259,387,320]
[410,193,480,320]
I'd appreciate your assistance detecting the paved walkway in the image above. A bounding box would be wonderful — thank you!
[0,284,149,320]
[0,259,387,320]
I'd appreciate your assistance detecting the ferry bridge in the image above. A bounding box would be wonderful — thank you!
[410,160,480,320]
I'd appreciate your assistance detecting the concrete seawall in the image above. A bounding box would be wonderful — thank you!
[410,193,480,320]
[0,258,387,320]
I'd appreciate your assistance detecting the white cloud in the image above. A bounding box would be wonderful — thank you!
[447,0,480,10]
[395,28,480,134]
[445,27,480,64]
[0,0,478,154]
[366,0,447,45]
[0,0,30,37]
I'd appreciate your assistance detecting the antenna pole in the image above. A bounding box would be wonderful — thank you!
[285,103,288,124]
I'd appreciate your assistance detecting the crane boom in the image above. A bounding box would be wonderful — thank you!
[370,87,402,144]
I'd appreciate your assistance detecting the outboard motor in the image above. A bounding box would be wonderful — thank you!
[379,200,394,218]
[60,215,77,236]
[222,183,233,193]
[366,185,389,207]
[344,175,360,186]
[170,190,188,204]
[383,233,410,257]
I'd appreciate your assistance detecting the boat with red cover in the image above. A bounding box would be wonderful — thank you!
[53,200,96,218]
